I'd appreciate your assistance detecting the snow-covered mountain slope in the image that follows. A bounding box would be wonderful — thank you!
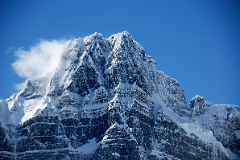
[189,96,240,158]
[0,31,239,160]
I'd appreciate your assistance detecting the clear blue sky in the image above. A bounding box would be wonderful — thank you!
[0,0,239,104]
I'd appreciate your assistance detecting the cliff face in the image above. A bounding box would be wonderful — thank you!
[0,31,239,160]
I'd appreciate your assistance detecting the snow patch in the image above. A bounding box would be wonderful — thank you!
[180,123,216,143]
[75,138,99,155]
[112,152,120,157]
[179,122,231,159]
[0,99,10,127]
[21,97,44,123]
[151,94,186,123]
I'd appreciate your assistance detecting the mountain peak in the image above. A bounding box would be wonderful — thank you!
[110,30,131,38]
[84,32,103,44]
[108,30,132,43]
[0,32,239,160]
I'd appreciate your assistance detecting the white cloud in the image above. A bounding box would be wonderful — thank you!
[12,39,68,80]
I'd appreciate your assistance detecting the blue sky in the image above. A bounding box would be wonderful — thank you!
[0,0,239,104]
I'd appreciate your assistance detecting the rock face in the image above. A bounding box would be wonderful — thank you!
[0,31,239,160]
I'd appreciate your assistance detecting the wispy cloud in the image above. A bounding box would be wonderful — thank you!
[12,39,68,80]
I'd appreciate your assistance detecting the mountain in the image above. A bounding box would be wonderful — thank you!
[0,31,239,160]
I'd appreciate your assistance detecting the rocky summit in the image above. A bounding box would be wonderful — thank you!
[0,31,239,160]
